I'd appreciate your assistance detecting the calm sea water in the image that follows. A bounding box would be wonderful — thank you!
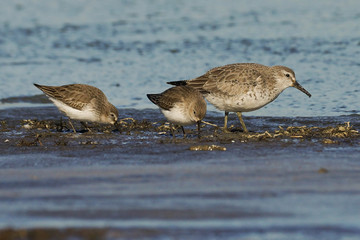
[0,0,359,116]
[1,2,360,240]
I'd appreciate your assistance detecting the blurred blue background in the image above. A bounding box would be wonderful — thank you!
[0,0,359,116]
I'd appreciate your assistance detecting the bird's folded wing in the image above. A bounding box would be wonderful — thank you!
[203,67,263,96]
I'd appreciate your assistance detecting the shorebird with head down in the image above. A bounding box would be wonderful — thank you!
[34,83,118,132]
[147,86,207,138]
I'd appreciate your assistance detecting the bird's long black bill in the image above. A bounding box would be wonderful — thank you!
[197,121,201,139]
[293,81,311,98]
[114,121,121,131]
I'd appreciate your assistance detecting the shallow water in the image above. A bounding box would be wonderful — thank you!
[1,1,360,239]
[0,0,359,116]
[1,107,360,239]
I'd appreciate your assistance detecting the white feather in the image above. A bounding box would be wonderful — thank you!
[49,98,99,122]
[160,104,194,126]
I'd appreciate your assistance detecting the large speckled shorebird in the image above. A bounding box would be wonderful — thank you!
[147,86,207,138]
[34,83,118,132]
[168,63,311,132]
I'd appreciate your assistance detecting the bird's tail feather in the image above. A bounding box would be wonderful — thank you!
[166,80,187,86]
[146,94,161,105]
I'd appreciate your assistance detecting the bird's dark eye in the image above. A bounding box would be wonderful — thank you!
[285,73,290,77]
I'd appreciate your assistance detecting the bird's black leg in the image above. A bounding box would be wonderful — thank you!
[181,126,186,138]
[80,121,91,132]
[197,121,201,139]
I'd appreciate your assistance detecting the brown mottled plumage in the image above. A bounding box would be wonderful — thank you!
[34,84,118,132]
[147,86,206,137]
[168,63,311,132]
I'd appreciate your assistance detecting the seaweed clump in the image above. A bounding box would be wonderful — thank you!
[115,118,155,133]
[21,119,58,131]
[275,122,359,143]
[189,145,227,151]
[212,122,359,143]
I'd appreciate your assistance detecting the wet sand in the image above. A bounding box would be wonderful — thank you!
[1,107,360,239]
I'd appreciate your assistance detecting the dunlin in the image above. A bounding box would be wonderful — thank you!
[168,63,311,132]
[147,86,207,138]
[34,83,118,132]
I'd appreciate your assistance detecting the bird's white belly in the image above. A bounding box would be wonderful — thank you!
[206,91,278,112]
[50,98,99,122]
[161,105,194,126]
